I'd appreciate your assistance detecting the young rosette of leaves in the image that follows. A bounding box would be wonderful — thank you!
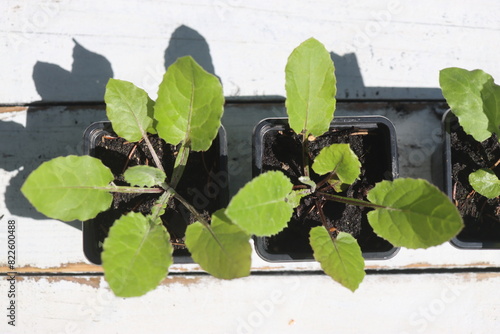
[440,67,500,142]
[310,227,365,292]
[154,56,224,151]
[366,178,464,249]
[469,169,500,199]
[285,38,336,137]
[102,212,173,297]
[123,165,167,187]
[104,78,154,142]
[225,171,295,236]
[312,143,361,190]
[21,155,114,221]
[185,210,252,279]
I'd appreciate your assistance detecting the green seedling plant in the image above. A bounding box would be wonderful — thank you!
[440,67,500,199]
[247,38,464,291]
[21,56,283,297]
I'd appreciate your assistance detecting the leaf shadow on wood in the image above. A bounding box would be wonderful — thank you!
[2,39,114,228]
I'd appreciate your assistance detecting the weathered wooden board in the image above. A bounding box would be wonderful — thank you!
[1,273,499,333]
[2,0,500,103]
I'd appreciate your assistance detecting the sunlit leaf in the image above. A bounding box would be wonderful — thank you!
[123,165,166,187]
[312,143,361,185]
[310,228,365,292]
[469,168,500,199]
[185,210,251,279]
[21,156,114,221]
[154,56,224,151]
[105,78,153,142]
[285,38,336,137]
[367,178,464,249]
[225,171,294,236]
[440,67,500,142]
[102,212,173,297]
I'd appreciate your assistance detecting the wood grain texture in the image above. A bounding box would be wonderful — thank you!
[1,273,499,333]
[2,0,500,103]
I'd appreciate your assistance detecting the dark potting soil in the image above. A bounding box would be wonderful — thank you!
[450,119,500,243]
[260,125,394,258]
[88,128,227,261]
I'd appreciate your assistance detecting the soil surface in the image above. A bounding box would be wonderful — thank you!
[260,124,395,259]
[449,118,500,244]
[87,127,227,262]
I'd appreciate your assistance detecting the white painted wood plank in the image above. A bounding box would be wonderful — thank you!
[0,273,498,333]
[2,0,500,103]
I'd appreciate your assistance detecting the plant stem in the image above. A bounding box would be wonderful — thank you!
[149,187,175,224]
[172,190,209,226]
[142,133,164,173]
[170,144,191,189]
[317,191,386,209]
[302,133,310,178]
[77,186,164,194]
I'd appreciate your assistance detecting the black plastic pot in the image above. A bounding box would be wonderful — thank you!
[82,121,229,264]
[442,110,500,249]
[252,116,399,261]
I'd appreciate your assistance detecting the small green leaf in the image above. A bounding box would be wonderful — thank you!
[286,189,308,208]
[21,156,114,221]
[154,56,224,151]
[312,143,361,185]
[185,210,251,279]
[310,227,365,292]
[367,178,464,249]
[105,79,153,142]
[123,165,166,187]
[285,38,336,137]
[225,171,294,236]
[102,212,173,297]
[469,168,500,199]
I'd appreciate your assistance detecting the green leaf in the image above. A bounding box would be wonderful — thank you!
[21,156,114,221]
[146,96,158,134]
[225,171,294,236]
[102,212,173,297]
[312,143,361,185]
[366,178,464,249]
[154,56,224,151]
[439,67,500,142]
[481,81,500,140]
[185,210,251,279]
[469,168,500,199]
[286,189,308,208]
[104,78,153,142]
[310,228,365,292]
[285,38,336,137]
[123,165,166,187]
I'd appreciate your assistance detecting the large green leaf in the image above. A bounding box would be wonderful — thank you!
[310,228,365,292]
[285,38,336,137]
[366,178,463,249]
[123,165,166,187]
[105,78,153,142]
[439,68,500,142]
[154,56,224,151]
[225,171,294,236]
[21,156,114,221]
[312,143,361,184]
[102,212,173,297]
[469,168,500,199]
[185,210,251,279]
